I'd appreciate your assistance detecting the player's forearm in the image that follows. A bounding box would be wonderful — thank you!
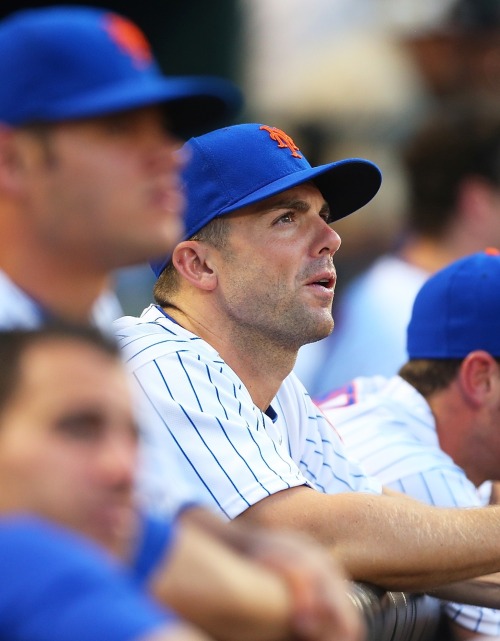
[149,520,293,641]
[238,487,500,591]
[329,495,500,590]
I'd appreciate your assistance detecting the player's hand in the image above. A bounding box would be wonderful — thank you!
[244,527,364,641]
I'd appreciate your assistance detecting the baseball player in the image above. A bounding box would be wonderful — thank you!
[318,249,500,639]
[115,123,383,519]
[116,122,500,594]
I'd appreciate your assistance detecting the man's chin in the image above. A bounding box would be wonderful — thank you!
[303,315,334,345]
[86,505,139,560]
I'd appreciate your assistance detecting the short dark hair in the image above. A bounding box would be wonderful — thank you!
[153,215,230,307]
[402,109,500,238]
[0,323,119,415]
[398,359,463,397]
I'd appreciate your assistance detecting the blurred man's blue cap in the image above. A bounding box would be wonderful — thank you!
[150,123,382,277]
[0,6,242,136]
[407,248,500,358]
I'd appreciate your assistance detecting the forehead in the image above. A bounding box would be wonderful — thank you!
[14,339,129,408]
[230,182,328,219]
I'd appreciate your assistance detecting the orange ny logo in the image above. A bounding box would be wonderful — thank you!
[102,13,152,69]
[260,125,302,158]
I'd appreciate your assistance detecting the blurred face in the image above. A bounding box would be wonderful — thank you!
[212,183,341,349]
[17,105,185,269]
[0,339,138,559]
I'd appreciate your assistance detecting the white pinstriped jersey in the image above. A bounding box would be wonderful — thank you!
[319,375,500,637]
[113,304,381,521]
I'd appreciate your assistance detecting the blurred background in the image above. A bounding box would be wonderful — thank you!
[4,0,500,389]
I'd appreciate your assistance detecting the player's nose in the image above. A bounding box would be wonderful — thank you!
[314,218,341,258]
[96,433,136,489]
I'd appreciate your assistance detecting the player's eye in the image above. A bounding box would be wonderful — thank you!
[275,211,295,225]
[55,411,104,441]
[319,207,332,223]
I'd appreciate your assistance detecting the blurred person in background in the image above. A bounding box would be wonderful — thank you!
[0,4,240,329]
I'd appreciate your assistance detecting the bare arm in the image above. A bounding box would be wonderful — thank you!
[148,511,363,641]
[236,485,500,591]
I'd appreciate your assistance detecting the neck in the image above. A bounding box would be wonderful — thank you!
[164,301,295,411]
[398,236,458,274]
[0,239,110,324]
[428,389,486,487]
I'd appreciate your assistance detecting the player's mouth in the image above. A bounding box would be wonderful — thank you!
[304,270,336,300]
[305,271,336,290]
[151,183,184,215]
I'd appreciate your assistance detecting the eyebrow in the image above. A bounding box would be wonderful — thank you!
[254,197,331,219]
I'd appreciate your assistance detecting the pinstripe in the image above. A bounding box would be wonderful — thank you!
[243,422,293,491]
[298,460,327,492]
[206,364,229,421]
[133,371,231,518]
[153,359,264,505]
[177,352,204,412]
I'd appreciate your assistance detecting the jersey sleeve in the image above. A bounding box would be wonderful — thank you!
[0,516,175,641]
[131,350,309,519]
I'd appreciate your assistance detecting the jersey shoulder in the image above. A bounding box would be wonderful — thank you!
[114,305,219,370]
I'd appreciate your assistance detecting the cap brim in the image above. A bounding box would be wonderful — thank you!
[216,157,382,223]
[36,75,243,138]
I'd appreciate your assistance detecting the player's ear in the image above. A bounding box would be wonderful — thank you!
[172,240,218,291]
[458,351,498,406]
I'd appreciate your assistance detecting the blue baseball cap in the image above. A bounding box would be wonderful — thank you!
[0,6,242,137]
[151,123,382,277]
[407,248,500,359]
